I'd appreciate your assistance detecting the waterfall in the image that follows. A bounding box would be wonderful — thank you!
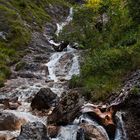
[56,7,73,36]
[45,7,80,96]
[0,6,127,140]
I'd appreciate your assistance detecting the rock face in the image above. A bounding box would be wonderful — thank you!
[0,112,26,131]
[17,122,49,140]
[31,88,57,110]
[48,91,83,125]
[123,93,140,140]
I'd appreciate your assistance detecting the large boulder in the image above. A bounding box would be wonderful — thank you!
[78,124,109,140]
[17,122,49,140]
[81,104,116,139]
[48,91,83,125]
[31,88,57,110]
[0,112,26,131]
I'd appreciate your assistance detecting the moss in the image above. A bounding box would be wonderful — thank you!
[0,78,5,87]
[15,61,26,71]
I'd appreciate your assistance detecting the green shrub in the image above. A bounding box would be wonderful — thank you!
[68,0,140,102]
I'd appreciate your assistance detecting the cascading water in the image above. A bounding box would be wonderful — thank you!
[55,7,73,36]
[114,112,127,140]
[0,6,127,140]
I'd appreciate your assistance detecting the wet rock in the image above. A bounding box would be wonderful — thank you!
[0,112,26,131]
[0,97,21,110]
[81,104,116,138]
[5,102,21,110]
[81,104,116,126]
[17,122,49,140]
[17,72,36,78]
[48,91,83,125]
[53,41,69,52]
[31,88,57,110]
[45,5,69,23]
[30,31,53,53]
[0,131,18,140]
[76,128,85,140]
[79,124,108,140]
[47,125,60,138]
[55,53,73,76]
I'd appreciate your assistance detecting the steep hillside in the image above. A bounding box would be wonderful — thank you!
[63,0,140,101]
[0,0,69,87]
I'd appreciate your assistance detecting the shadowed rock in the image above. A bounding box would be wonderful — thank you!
[48,91,83,125]
[53,41,69,52]
[31,88,57,110]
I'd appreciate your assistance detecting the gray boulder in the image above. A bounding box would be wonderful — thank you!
[17,122,49,140]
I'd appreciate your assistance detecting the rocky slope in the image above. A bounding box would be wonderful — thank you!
[0,0,140,140]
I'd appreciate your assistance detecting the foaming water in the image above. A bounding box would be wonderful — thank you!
[46,52,65,82]
[4,110,46,125]
[56,7,73,36]
[115,112,127,140]
[77,114,110,140]
[52,125,78,140]
[0,6,127,140]
[46,47,79,81]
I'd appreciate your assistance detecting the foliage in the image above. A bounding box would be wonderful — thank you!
[68,0,140,101]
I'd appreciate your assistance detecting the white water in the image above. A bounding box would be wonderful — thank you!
[4,110,46,124]
[76,114,110,140]
[52,125,78,140]
[115,112,127,140]
[46,52,65,82]
[0,31,6,40]
[46,7,80,95]
[0,6,127,140]
[56,7,73,36]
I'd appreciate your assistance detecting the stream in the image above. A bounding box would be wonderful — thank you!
[0,7,127,140]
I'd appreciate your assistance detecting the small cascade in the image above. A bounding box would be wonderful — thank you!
[4,110,46,125]
[56,7,73,36]
[46,52,65,82]
[114,112,127,140]
[76,114,110,140]
[52,125,78,140]
[0,5,128,140]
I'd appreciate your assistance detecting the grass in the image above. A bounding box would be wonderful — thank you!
[0,0,69,87]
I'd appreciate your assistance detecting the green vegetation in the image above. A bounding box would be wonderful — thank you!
[66,0,140,101]
[131,86,140,95]
[0,0,69,87]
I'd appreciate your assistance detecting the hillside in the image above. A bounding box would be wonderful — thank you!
[0,0,69,86]
[0,0,140,140]
[64,0,140,101]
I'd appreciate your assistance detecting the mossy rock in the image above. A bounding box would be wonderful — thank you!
[15,61,26,71]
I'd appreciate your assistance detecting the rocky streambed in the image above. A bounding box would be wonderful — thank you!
[0,6,140,140]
